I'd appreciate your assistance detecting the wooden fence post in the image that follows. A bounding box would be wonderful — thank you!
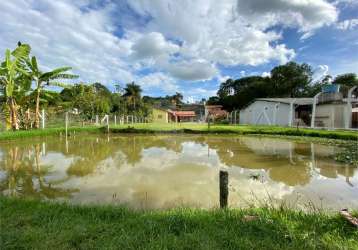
[219,170,228,208]
[65,112,68,138]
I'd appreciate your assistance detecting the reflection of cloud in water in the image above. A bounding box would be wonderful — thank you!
[0,134,357,210]
[63,146,295,209]
[41,153,76,182]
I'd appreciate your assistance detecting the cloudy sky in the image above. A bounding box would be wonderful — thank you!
[1,0,357,101]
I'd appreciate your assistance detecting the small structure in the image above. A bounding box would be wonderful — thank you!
[169,110,196,122]
[205,105,228,121]
[239,89,358,129]
[179,104,205,121]
[152,108,169,123]
[239,98,314,127]
[151,107,197,123]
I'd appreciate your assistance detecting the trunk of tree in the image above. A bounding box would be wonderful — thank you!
[8,97,19,130]
[34,85,41,129]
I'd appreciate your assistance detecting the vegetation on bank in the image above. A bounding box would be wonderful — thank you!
[0,126,100,140]
[208,63,358,111]
[1,124,356,164]
[1,124,357,141]
[2,42,358,133]
[108,123,358,140]
[1,197,357,250]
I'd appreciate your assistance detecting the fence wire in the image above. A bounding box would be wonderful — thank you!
[0,109,150,131]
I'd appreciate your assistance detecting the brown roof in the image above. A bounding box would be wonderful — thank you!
[205,105,223,108]
[172,111,196,117]
[209,110,227,117]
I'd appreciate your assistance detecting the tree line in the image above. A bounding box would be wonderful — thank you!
[2,43,357,130]
[0,43,185,130]
[207,62,358,111]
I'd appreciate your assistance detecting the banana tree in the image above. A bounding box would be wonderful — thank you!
[0,44,31,130]
[26,57,78,128]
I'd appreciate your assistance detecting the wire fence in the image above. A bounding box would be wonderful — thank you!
[0,109,150,132]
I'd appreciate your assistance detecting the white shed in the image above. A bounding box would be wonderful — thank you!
[239,98,314,126]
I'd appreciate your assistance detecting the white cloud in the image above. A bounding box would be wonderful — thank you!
[0,0,134,87]
[236,0,338,32]
[313,64,330,81]
[126,0,336,69]
[217,74,231,83]
[336,19,358,30]
[333,0,358,6]
[0,0,341,97]
[131,32,179,59]
[136,72,179,94]
[166,60,218,81]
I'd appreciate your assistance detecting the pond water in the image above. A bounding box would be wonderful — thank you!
[0,134,357,210]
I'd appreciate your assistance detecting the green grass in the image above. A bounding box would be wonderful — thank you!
[1,197,357,250]
[0,126,101,140]
[1,123,357,141]
[108,123,358,140]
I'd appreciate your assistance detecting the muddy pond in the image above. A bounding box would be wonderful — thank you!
[0,134,357,210]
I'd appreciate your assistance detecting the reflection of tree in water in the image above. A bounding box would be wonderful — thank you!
[63,135,186,176]
[65,137,124,176]
[1,135,355,191]
[0,143,78,199]
[202,137,356,187]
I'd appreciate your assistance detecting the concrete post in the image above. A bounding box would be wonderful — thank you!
[41,109,45,129]
[106,115,109,133]
[288,99,295,127]
[65,112,68,138]
[331,106,335,129]
[273,103,279,125]
[114,115,117,126]
[345,86,357,129]
[311,93,321,128]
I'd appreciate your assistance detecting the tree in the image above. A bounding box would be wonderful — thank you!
[270,62,313,97]
[171,92,183,106]
[0,44,31,130]
[216,76,271,110]
[206,96,220,105]
[332,73,358,87]
[93,82,111,97]
[123,82,142,110]
[332,73,358,96]
[25,56,78,128]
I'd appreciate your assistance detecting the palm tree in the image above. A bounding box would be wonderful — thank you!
[123,82,142,110]
[0,44,31,130]
[25,56,78,128]
[172,92,183,106]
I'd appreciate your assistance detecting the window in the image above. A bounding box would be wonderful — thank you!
[158,114,163,119]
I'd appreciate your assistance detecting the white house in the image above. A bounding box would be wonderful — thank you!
[239,94,358,129]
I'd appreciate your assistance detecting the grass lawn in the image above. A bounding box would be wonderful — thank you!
[1,123,357,141]
[108,123,358,140]
[1,197,357,250]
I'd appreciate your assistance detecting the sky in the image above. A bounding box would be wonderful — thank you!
[0,0,357,102]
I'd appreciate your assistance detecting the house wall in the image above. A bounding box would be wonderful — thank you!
[152,109,168,123]
[239,101,291,126]
[315,103,346,128]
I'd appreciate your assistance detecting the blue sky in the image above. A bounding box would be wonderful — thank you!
[0,0,357,102]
